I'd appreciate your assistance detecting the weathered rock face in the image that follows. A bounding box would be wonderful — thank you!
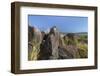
[58,46,73,59]
[38,34,52,60]
[28,26,33,42]
[66,45,80,58]
[28,26,42,43]
[49,26,60,59]
[38,26,60,60]
[28,26,42,60]
[28,26,33,55]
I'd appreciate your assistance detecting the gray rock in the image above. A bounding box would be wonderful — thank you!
[66,45,80,58]
[38,34,52,60]
[49,26,60,59]
[58,46,73,59]
[38,26,60,60]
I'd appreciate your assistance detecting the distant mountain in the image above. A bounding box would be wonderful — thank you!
[60,32,88,36]
[74,32,88,36]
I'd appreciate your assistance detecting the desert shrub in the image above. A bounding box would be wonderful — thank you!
[78,35,88,43]
[66,33,79,45]
[77,43,88,58]
[75,50,81,58]
[63,37,68,45]
[67,39,76,45]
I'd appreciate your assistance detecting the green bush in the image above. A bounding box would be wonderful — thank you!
[78,35,88,43]
[77,43,88,58]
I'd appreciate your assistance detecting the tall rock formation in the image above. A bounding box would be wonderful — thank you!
[38,26,60,60]
[28,26,42,60]
[49,26,60,59]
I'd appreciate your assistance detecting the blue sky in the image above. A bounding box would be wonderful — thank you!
[28,15,88,33]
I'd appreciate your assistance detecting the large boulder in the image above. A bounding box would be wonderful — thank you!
[38,34,52,60]
[28,26,42,60]
[28,25,42,43]
[49,26,60,59]
[38,26,60,60]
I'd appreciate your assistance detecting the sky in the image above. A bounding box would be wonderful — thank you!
[28,15,88,33]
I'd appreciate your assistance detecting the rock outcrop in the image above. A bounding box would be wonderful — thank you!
[28,25,88,60]
[38,26,60,59]
[28,26,42,60]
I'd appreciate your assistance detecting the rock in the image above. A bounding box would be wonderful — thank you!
[58,46,73,59]
[38,26,60,60]
[28,25,33,42]
[49,26,60,59]
[28,26,42,60]
[29,25,83,60]
[28,25,42,43]
[38,34,52,60]
[66,45,80,58]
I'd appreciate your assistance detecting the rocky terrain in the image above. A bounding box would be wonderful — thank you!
[28,25,88,60]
